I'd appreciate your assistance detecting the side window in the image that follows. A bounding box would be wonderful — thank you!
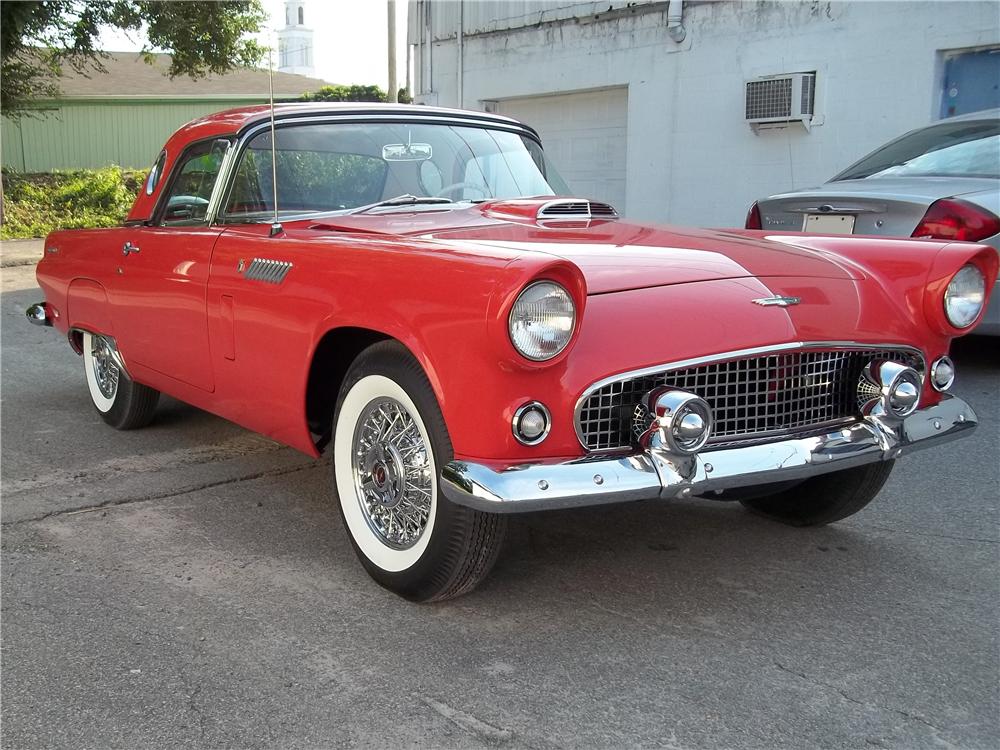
[158,139,230,226]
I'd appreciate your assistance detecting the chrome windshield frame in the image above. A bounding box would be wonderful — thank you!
[210,112,547,227]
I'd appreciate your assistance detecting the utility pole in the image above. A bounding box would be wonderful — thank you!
[387,0,398,103]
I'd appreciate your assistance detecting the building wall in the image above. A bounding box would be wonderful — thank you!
[1,98,265,172]
[409,0,999,227]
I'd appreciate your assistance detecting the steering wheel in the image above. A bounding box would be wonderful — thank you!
[434,182,490,200]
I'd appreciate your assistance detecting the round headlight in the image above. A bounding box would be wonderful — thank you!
[944,264,986,329]
[508,281,576,361]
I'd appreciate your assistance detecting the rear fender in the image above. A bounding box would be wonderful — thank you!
[66,279,114,337]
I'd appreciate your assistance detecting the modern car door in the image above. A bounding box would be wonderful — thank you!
[110,138,231,392]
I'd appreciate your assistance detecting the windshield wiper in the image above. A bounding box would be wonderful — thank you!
[348,194,453,215]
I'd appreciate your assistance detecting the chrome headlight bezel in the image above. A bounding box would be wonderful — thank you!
[508,281,576,362]
[943,264,986,329]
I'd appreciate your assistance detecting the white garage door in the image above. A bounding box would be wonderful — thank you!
[498,88,628,215]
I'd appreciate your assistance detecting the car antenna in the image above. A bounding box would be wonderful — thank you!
[267,47,283,237]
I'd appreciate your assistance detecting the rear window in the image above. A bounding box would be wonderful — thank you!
[833,119,1000,180]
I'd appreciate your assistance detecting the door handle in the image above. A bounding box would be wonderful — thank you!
[122,241,140,256]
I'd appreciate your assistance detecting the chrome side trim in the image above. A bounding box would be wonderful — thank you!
[442,396,975,513]
[204,141,238,225]
[573,341,926,452]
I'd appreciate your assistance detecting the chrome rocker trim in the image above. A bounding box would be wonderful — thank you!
[441,396,976,513]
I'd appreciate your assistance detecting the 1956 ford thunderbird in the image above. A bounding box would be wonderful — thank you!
[28,104,997,601]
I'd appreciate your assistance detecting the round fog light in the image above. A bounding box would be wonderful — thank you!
[930,356,955,392]
[513,402,551,445]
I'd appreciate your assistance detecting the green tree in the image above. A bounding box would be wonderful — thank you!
[1,1,267,117]
[300,84,413,104]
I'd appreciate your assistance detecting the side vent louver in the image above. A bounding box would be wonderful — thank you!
[242,258,293,284]
[537,200,619,220]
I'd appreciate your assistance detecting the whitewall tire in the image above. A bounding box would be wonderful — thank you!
[334,374,438,572]
[331,341,507,602]
[81,331,160,430]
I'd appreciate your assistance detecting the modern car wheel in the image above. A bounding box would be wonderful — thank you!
[332,341,507,601]
[739,460,895,527]
[82,331,159,430]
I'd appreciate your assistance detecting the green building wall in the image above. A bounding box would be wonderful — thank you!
[1,97,267,172]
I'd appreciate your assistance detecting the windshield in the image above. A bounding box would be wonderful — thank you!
[833,118,1000,180]
[223,121,570,220]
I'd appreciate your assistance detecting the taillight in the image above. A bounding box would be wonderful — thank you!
[745,201,762,230]
[912,198,1000,242]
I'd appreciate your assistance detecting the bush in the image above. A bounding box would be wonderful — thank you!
[1,167,144,239]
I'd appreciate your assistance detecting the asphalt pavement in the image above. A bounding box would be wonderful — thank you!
[2,248,998,749]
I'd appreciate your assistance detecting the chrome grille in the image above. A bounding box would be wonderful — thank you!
[577,347,924,452]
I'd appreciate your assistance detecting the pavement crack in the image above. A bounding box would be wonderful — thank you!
[1,462,321,526]
[419,695,513,746]
[773,660,950,738]
[863,524,998,545]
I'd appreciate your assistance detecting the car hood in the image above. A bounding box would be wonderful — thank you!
[768,176,998,203]
[307,206,863,295]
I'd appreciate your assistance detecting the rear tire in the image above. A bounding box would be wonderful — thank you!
[739,460,895,527]
[83,331,159,430]
[331,341,506,602]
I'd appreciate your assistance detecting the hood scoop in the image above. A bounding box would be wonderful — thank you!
[536,199,619,220]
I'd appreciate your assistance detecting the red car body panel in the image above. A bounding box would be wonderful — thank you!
[37,105,998,467]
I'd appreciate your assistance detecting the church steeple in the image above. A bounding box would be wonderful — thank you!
[277,1,314,76]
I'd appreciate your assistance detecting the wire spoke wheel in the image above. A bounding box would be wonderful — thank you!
[82,330,159,429]
[352,397,433,549]
[332,342,507,601]
[90,334,120,400]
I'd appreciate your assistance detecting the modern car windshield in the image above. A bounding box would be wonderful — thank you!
[224,121,570,219]
[833,119,1000,180]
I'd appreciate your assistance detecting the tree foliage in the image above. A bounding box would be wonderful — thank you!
[1,1,267,116]
[300,84,413,105]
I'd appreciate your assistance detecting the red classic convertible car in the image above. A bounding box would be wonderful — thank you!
[28,104,996,601]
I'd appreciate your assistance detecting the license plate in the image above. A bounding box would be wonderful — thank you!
[803,214,855,234]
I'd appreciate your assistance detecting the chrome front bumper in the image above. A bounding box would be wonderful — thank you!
[441,396,977,513]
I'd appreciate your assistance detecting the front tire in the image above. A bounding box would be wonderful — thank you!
[739,460,895,527]
[332,341,506,602]
[82,331,159,430]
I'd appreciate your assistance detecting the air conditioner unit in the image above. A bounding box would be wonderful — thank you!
[745,72,816,132]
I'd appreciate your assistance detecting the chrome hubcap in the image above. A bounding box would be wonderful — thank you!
[91,336,119,400]
[352,397,432,549]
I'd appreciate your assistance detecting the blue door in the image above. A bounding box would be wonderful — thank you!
[940,48,1000,118]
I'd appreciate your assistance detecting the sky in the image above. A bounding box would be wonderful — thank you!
[98,0,410,90]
